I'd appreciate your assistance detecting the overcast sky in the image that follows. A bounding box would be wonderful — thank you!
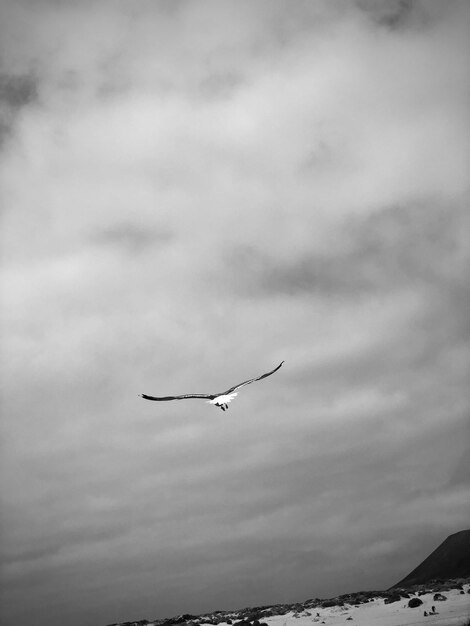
[1,1,469,626]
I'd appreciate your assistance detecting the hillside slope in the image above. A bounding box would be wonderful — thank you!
[392,529,470,588]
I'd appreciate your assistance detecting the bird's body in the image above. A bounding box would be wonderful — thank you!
[141,361,284,411]
[207,393,238,411]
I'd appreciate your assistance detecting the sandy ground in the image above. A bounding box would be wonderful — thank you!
[208,587,470,626]
[263,589,470,626]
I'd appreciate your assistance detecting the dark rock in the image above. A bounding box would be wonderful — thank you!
[384,594,401,604]
[321,600,337,608]
[274,608,289,616]
[408,598,423,608]
[163,616,198,626]
[234,611,265,626]
[433,593,447,601]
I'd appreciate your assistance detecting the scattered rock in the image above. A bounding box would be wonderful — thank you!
[433,593,447,601]
[384,594,401,604]
[321,601,336,608]
[174,616,198,624]
[106,578,470,626]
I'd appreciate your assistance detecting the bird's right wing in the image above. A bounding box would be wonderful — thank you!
[223,361,284,394]
[140,393,214,401]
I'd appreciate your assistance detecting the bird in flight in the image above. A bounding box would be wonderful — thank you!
[140,361,284,411]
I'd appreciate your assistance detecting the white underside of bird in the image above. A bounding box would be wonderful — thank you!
[207,393,238,406]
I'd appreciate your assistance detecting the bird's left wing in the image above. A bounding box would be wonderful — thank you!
[223,361,284,395]
[140,393,215,401]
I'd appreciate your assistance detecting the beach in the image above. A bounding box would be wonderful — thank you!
[200,587,470,626]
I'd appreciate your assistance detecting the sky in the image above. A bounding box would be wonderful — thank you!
[0,1,469,625]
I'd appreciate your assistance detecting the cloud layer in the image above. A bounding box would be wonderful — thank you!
[1,2,469,626]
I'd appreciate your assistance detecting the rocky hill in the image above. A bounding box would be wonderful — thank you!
[392,529,470,588]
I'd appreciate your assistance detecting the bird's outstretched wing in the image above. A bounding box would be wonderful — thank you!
[140,393,215,401]
[223,361,284,395]
[140,361,284,402]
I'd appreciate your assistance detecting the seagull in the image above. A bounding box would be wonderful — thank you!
[140,361,284,411]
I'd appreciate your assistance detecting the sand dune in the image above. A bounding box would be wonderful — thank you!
[262,588,469,626]
[204,587,469,626]
[105,582,469,626]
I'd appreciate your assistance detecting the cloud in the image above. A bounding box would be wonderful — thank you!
[0,72,38,144]
[92,222,172,252]
[446,449,470,489]
[0,73,37,108]
[0,1,469,626]
[224,202,470,296]
[356,0,417,30]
